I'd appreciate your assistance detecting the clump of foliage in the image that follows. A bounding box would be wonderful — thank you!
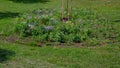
[14,8,119,46]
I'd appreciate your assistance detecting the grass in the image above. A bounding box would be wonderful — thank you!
[0,0,120,68]
[0,41,120,68]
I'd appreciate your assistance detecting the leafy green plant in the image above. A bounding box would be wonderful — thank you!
[13,8,119,46]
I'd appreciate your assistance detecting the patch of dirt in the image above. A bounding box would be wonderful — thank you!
[0,35,44,47]
[0,35,118,48]
[0,35,84,48]
[6,36,19,43]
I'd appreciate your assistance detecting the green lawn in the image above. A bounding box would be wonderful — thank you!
[0,0,120,68]
[0,41,120,68]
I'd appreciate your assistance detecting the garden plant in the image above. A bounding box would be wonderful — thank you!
[13,8,120,46]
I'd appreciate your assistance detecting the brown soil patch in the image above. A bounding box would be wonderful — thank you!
[0,35,118,48]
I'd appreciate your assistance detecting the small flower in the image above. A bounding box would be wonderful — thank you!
[28,24,35,29]
[43,26,54,31]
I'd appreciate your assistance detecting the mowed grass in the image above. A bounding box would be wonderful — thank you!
[0,0,120,68]
[0,41,120,68]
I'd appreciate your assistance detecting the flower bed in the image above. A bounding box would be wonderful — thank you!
[13,8,120,46]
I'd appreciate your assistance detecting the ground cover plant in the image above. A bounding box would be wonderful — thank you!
[14,8,120,46]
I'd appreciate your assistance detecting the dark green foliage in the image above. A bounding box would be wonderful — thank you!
[27,41,39,46]
[14,22,29,37]
[14,9,119,45]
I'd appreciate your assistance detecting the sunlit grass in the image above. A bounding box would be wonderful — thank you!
[0,41,120,68]
[0,0,120,68]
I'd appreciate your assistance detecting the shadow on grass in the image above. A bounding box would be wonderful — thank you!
[114,19,120,22]
[8,0,49,3]
[0,12,19,19]
[0,49,15,63]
